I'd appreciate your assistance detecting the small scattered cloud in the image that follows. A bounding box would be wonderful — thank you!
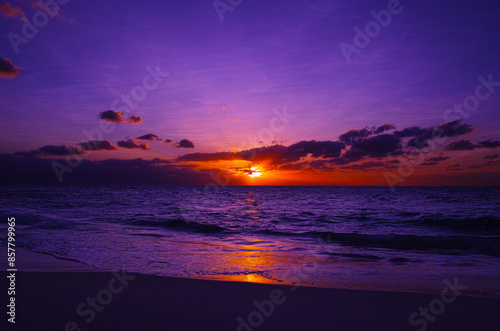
[117,139,151,150]
[98,110,142,125]
[126,115,142,124]
[136,134,159,141]
[0,58,21,78]
[478,139,500,149]
[0,3,25,20]
[445,139,481,151]
[176,139,195,148]
[484,154,499,160]
[98,110,125,123]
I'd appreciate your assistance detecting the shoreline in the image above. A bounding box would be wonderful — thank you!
[2,245,499,298]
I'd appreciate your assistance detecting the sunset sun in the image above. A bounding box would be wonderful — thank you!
[247,167,262,177]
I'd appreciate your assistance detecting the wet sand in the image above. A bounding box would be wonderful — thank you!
[1,248,499,330]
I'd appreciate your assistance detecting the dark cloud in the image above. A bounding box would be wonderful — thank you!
[304,160,333,170]
[287,140,345,158]
[78,140,117,151]
[484,160,500,167]
[471,160,500,168]
[98,110,142,124]
[177,141,344,165]
[484,154,499,160]
[351,134,401,157]
[279,162,311,170]
[177,135,396,170]
[39,145,84,156]
[438,120,474,137]
[394,126,427,138]
[0,57,21,78]
[327,157,351,166]
[421,162,438,166]
[342,161,385,171]
[98,110,125,123]
[0,154,208,185]
[98,158,170,167]
[0,3,25,19]
[136,134,159,141]
[375,124,396,134]
[339,128,372,144]
[339,124,396,145]
[117,139,151,150]
[340,149,365,162]
[176,139,195,148]
[243,145,295,165]
[401,120,474,149]
[177,151,242,162]
[178,137,373,167]
[445,140,481,151]
[426,156,449,162]
[328,134,402,165]
[446,163,462,171]
[14,150,43,157]
[478,139,500,149]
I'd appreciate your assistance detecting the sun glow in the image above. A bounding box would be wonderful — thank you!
[247,167,262,177]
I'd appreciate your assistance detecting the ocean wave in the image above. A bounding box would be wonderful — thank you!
[404,215,500,234]
[321,252,384,261]
[129,218,228,234]
[317,232,500,257]
[256,229,500,257]
[0,210,73,230]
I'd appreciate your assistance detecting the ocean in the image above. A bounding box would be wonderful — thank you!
[1,185,499,296]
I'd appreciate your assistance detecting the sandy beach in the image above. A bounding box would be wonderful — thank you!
[1,248,499,331]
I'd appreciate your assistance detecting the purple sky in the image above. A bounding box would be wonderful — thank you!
[1,0,499,185]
